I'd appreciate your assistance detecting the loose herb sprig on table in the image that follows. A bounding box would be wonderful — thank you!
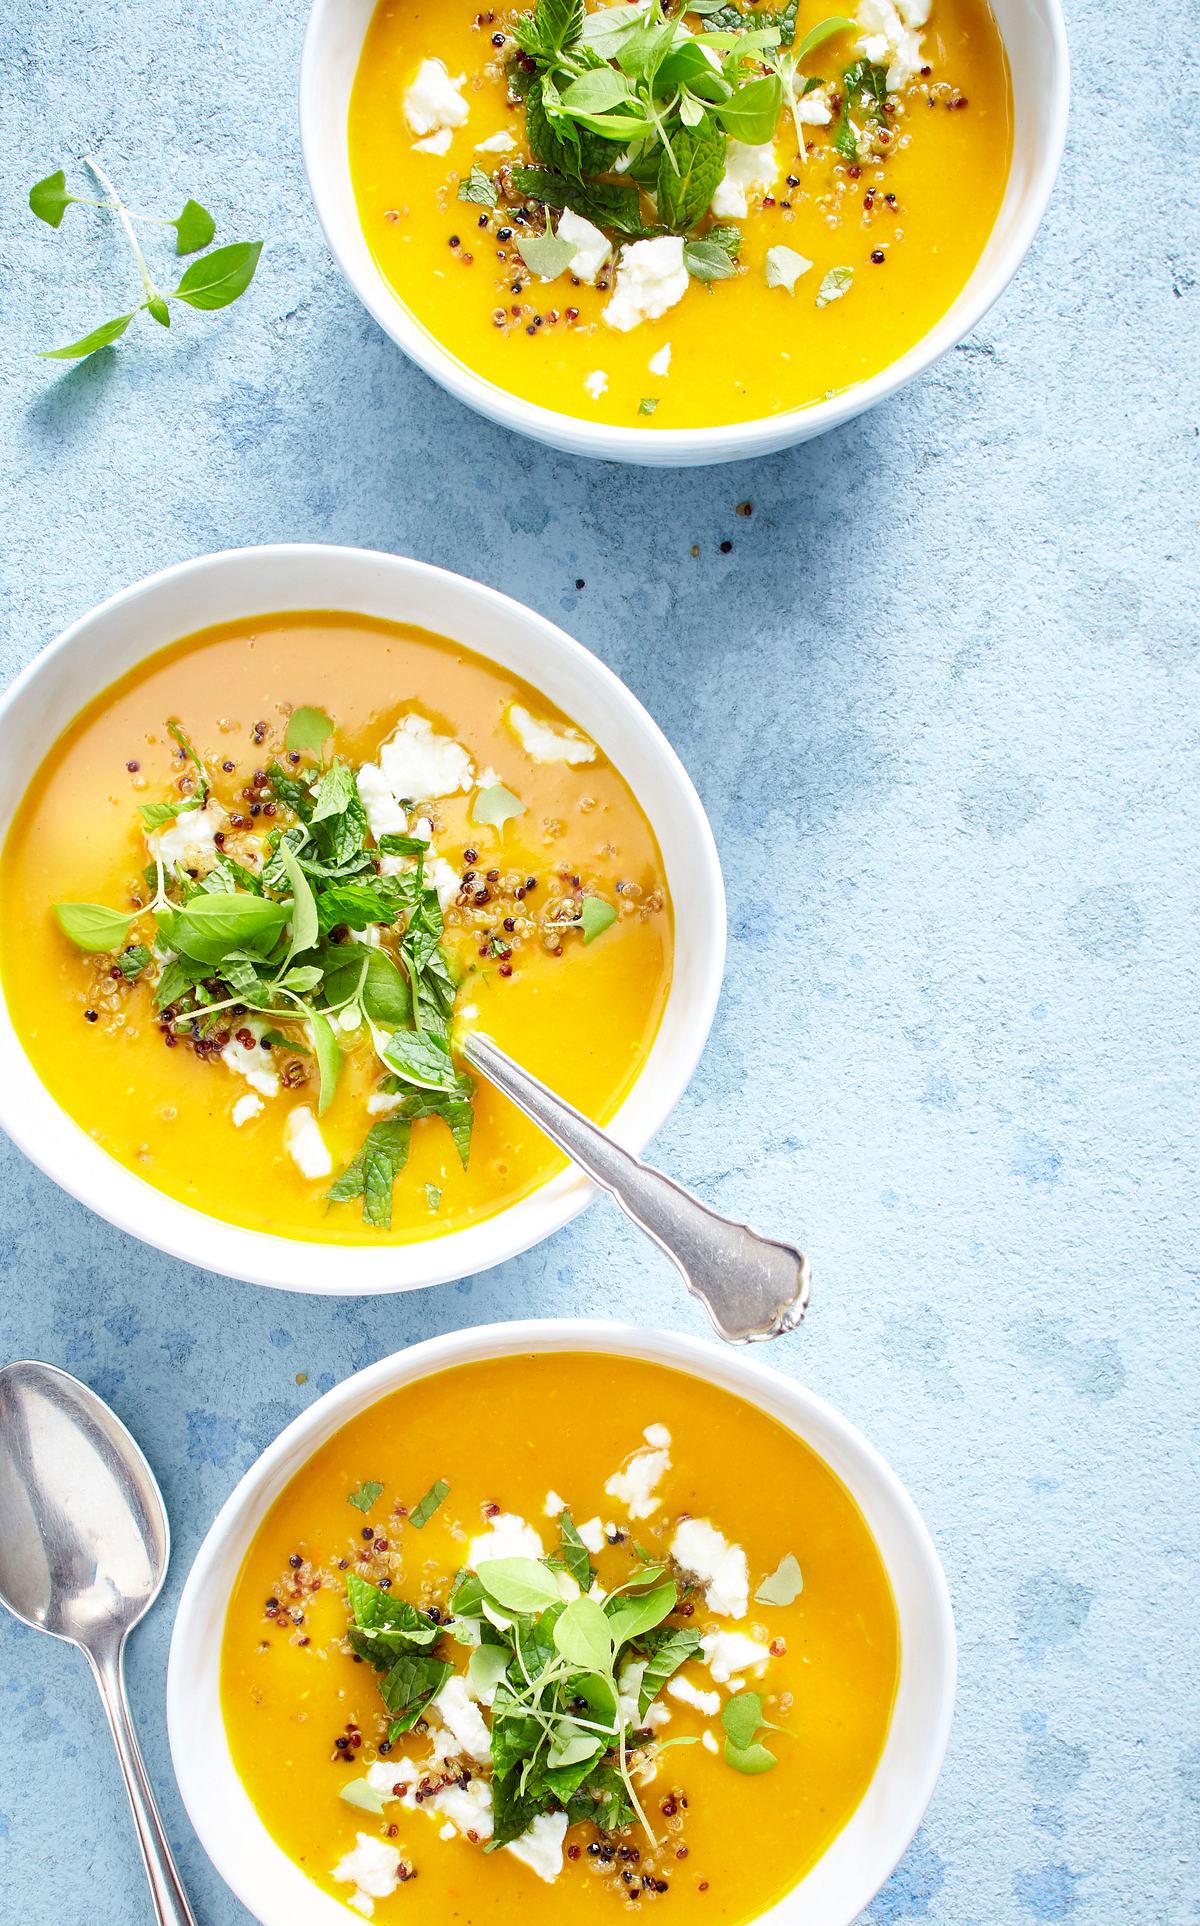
[28,158,262,360]
[51,715,473,1230]
[485,0,857,279]
[343,1514,707,1846]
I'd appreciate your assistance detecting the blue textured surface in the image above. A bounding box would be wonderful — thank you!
[1,1,1197,1922]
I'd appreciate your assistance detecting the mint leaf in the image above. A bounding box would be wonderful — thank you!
[173,240,263,311]
[40,311,137,360]
[379,1653,453,1734]
[327,1118,412,1230]
[115,944,152,981]
[656,121,726,233]
[383,1028,469,1095]
[815,264,853,307]
[348,1479,384,1513]
[637,1625,702,1713]
[684,238,738,282]
[639,397,658,416]
[172,198,216,254]
[511,165,648,237]
[285,706,334,757]
[553,1511,595,1592]
[457,165,498,207]
[410,1478,450,1529]
[53,902,134,952]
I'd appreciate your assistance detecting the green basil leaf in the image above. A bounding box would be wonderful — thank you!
[553,1595,614,1673]
[348,1480,384,1513]
[172,893,291,966]
[146,294,171,329]
[561,68,635,114]
[172,197,216,254]
[755,1553,804,1605]
[467,1642,510,1699]
[285,706,334,756]
[475,1559,562,1615]
[278,842,320,962]
[40,311,137,360]
[53,902,134,953]
[308,1009,341,1116]
[715,72,785,142]
[410,1478,450,1529]
[605,1578,677,1647]
[172,240,263,311]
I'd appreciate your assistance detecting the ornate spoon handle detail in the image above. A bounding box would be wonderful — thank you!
[463,1033,811,1344]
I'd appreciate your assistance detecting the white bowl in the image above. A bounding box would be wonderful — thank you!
[299,0,1069,467]
[0,546,724,1294]
[167,1319,956,1926]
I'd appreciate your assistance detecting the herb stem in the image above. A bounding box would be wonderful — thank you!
[82,156,159,305]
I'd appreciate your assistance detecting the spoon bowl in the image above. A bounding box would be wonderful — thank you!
[0,1360,196,1925]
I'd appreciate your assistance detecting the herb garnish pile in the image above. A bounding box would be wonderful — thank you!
[344,1511,708,1845]
[473,0,872,283]
[53,711,473,1231]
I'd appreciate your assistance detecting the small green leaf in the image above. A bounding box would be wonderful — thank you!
[53,902,134,952]
[721,1690,767,1750]
[516,230,578,280]
[278,843,320,963]
[171,892,291,967]
[29,169,77,228]
[815,264,854,307]
[457,165,498,207]
[683,239,738,284]
[285,706,334,757]
[383,1028,469,1095]
[172,240,263,311]
[656,120,726,234]
[765,244,812,294]
[410,1478,450,1529]
[339,1777,389,1814]
[348,1479,384,1513]
[475,1558,562,1614]
[605,1578,677,1647]
[172,197,216,254]
[115,944,152,981]
[281,963,322,993]
[308,1009,341,1117]
[425,1182,442,1212]
[580,896,617,943]
[40,311,137,360]
[467,1642,510,1700]
[639,397,658,416]
[471,781,525,832]
[715,72,785,143]
[554,1595,615,1673]
[146,295,171,328]
[755,1553,804,1605]
[724,1738,778,1774]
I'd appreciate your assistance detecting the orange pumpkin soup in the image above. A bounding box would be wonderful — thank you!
[222,1352,900,1920]
[347,0,1012,429]
[0,614,672,1243]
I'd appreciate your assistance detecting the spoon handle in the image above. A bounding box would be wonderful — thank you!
[463,1033,810,1343]
[85,1638,198,1926]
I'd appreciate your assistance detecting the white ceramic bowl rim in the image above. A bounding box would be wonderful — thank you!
[167,1320,957,1926]
[0,546,725,1295]
[298,0,1070,465]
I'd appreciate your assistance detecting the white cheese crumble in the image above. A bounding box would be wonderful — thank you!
[702,1729,719,1754]
[711,140,777,220]
[468,1511,544,1566]
[332,1834,402,1915]
[507,703,596,766]
[356,761,409,840]
[429,1675,493,1765]
[149,801,225,872]
[506,1810,569,1883]
[605,1444,670,1520]
[380,844,460,910]
[856,0,929,90]
[700,1629,771,1683]
[413,128,454,155]
[283,1105,333,1180]
[643,1423,672,1450]
[667,1676,721,1716]
[405,58,470,140]
[670,1518,750,1618]
[584,369,609,400]
[648,342,672,377]
[366,1090,402,1116]
[604,235,689,332]
[367,1756,494,1840]
[576,1516,607,1554]
[558,208,611,284]
[793,82,834,125]
[221,1021,279,1099]
[476,129,517,154]
[544,1490,567,1518]
[231,1092,263,1128]
[616,1660,671,1731]
[379,714,475,802]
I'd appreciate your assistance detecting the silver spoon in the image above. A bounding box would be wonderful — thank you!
[463,1032,811,1343]
[0,1360,197,1926]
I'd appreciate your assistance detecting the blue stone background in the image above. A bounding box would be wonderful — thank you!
[0,0,1196,1918]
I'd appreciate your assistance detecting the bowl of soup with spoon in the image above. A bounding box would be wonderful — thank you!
[168,1320,956,1926]
[300,0,1067,462]
[0,546,723,1293]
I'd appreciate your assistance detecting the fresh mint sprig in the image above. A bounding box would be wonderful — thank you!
[29,158,262,361]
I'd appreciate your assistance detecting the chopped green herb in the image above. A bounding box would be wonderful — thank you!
[579,896,618,943]
[409,1478,450,1529]
[764,244,812,293]
[458,165,499,207]
[471,782,526,832]
[285,706,334,757]
[639,397,659,415]
[755,1552,804,1605]
[815,264,854,307]
[347,1479,384,1514]
[424,1182,442,1211]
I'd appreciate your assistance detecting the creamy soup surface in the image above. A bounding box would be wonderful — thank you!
[0,614,672,1242]
[222,1352,901,1922]
[348,0,1012,428]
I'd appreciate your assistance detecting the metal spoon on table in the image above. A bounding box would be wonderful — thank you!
[0,1360,197,1926]
[463,1033,811,1343]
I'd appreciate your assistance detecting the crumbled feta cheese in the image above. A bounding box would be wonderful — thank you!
[605,235,689,332]
[667,1676,721,1716]
[149,802,225,872]
[366,1090,402,1116]
[793,82,833,125]
[648,343,672,377]
[284,1105,333,1180]
[332,1834,402,1911]
[605,1445,670,1520]
[439,1821,455,1841]
[476,129,517,153]
[576,1516,606,1554]
[711,140,778,220]
[231,1092,263,1128]
[356,762,409,839]
[855,0,927,90]
[221,1021,279,1099]
[670,1519,749,1618]
[506,1811,569,1882]
[544,1490,567,1518]
[558,209,611,284]
[643,1423,672,1450]
[507,703,596,766]
[405,58,469,139]
[379,714,474,802]
[702,1729,719,1754]
[554,1569,583,1602]
[584,369,609,399]
[368,1756,494,1840]
[413,128,453,155]
[700,1629,771,1683]
[429,1675,493,1764]
[411,815,434,843]
[468,1511,544,1566]
[426,854,462,910]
